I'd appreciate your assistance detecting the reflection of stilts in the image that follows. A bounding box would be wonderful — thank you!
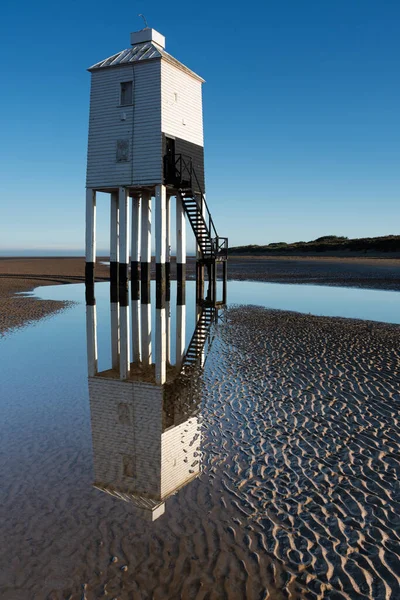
[176,292,186,370]
[119,285,130,380]
[110,290,120,371]
[110,192,120,370]
[86,294,98,377]
[85,246,227,519]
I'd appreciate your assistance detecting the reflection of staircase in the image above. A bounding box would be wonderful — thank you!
[182,306,216,371]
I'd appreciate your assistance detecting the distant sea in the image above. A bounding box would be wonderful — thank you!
[0,250,108,257]
[0,250,196,257]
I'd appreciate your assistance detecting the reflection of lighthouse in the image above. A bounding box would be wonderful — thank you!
[89,375,201,521]
[86,271,222,520]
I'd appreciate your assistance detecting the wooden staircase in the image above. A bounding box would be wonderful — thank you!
[178,188,215,260]
[166,153,227,262]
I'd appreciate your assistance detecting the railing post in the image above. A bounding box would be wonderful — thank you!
[222,260,228,305]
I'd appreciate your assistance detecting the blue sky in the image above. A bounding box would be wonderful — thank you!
[0,0,399,253]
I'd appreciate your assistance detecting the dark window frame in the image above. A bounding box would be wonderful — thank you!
[120,81,133,106]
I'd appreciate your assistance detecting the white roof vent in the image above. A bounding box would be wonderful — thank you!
[130,28,165,49]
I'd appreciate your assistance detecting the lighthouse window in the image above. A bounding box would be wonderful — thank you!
[120,81,133,105]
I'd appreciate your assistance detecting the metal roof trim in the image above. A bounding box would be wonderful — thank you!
[88,42,205,82]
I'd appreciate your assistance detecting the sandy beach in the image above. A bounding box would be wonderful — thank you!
[1,255,400,335]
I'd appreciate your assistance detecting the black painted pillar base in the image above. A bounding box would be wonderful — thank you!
[119,283,129,308]
[110,282,119,304]
[165,262,171,304]
[141,262,151,305]
[119,262,129,291]
[177,263,186,306]
[85,262,95,286]
[85,281,95,306]
[131,261,140,301]
[110,261,119,288]
[156,263,166,309]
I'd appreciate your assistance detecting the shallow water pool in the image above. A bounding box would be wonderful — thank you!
[37,279,400,324]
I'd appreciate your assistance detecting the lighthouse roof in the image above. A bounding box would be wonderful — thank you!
[88,40,205,83]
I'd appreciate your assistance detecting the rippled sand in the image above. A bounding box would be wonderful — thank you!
[1,307,399,599]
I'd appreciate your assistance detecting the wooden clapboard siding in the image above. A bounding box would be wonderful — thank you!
[86,61,162,188]
[161,60,204,148]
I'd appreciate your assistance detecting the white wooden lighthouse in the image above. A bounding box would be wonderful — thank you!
[85,23,227,283]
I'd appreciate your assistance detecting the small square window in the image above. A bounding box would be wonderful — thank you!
[120,81,133,105]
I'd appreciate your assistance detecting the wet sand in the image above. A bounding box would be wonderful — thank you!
[1,305,399,599]
[1,255,399,335]
[212,306,400,599]
[0,258,108,335]
[227,255,400,290]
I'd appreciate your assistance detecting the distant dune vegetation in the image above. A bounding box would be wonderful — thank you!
[229,235,400,256]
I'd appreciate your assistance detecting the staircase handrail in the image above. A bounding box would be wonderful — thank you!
[174,153,218,241]
[190,165,219,241]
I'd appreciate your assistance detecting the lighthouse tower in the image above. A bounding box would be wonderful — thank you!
[85,25,227,295]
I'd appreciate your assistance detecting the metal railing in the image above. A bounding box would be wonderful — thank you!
[212,236,228,260]
[164,153,193,188]
[175,154,193,186]
[189,158,219,242]
[165,153,229,257]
